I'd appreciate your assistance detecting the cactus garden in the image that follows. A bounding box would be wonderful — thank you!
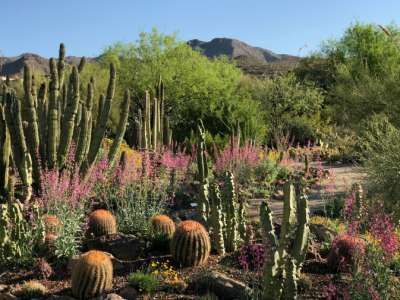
[2,20,400,300]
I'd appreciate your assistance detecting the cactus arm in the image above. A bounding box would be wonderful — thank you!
[238,201,247,240]
[211,184,225,254]
[77,56,86,74]
[260,200,279,300]
[281,257,298,300]
[37,83,48,166]
[131,118,141,150]
[58,43,66,91]
[74,106,89,168]
[84,83,93,158]
[224,171,238,252]
[0,102,10,194]
[57,67,80,170]
[197,119,210,233]
[292,193,310,279]
[47,58,59,169]
[108,89,130,169]
[146,91,151,148]
[163,116,170,149]
[80,63,115,175]
[274,180,296,299]
[152,98,158,148]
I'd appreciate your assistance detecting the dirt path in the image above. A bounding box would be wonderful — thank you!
[245,161,366,219]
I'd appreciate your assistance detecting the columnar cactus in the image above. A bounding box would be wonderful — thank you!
[131,117,141,150]
[108,89,130,169]
[304,154,309,174]
[261,181,310,300]
[150,214,176,238]
[224,171,239,252]
[71,250,113,300]
[85,209,117,239]
[238,201,247,240]
[170,220,210,267]
[196,119,210,233]
[211,184,225,254]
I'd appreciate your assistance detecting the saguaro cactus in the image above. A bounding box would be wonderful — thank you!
[197,119,210,233]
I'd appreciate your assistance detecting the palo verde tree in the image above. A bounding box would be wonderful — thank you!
[97,27,264,141]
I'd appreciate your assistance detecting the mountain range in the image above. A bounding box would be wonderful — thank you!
[0,38,300,78]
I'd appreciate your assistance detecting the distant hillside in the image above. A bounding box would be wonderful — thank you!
[187,37,302,78]
[187,37,297,62]
[233,54,302,78]
[0,54,98,77]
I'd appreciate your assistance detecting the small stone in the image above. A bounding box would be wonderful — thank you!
[119,287,138,300]
[91,294,125,300]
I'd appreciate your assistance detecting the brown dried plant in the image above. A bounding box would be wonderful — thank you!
[378,25,400,52]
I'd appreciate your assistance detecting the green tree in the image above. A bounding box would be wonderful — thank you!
[249,72,324,143]
[98,27,264,141]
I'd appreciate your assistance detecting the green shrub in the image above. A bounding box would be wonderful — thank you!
[297,273,312,293]
[288,117,318,146]
[276,165,294,180]
[254,157,279,183]
[184,129,228,159]
[314,194,346,220]
[355,113,400,228]
[150,232,171,252]
[128,272,158,295]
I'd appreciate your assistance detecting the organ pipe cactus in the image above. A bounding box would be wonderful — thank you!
[224,171,239,252]
[0,87,10,196]
[238,201,247,240]
[196,118,210,233]
[211,184,225,254]
[108,89,130,169]
[260,181,310,300]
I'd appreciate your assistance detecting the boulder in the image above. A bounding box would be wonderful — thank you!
[67,251,124,271]
[305,235,322,262]
[86,233,143,261]
[309,224,334,242]
[198,271,253,300]
[91,294,125,300]
[119,287,138,300]
[46,296,77,300]
[0,293,19,300]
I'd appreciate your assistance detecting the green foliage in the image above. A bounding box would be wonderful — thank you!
[354,113,400,226]
[277,165,293,180]
[297,274,312,293]
[98,27,264,140]
[184,129,228,158]
[254,157,279,183]
[314,194,346,220]
[128,272,158,295]
[150,232,171,252]
[250,72,324,142]
[288,117,318,146]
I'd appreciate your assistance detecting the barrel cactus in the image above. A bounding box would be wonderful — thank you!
[85,209,117,239]
[327,235,365,273]
[150,214,175,238]
[71,250,113,299]
[170,220,210,267]
[42,215,62,235]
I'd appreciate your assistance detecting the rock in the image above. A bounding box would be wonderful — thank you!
[309,224,334,241]
[46,296,77,300]
[67,251,124,271]
[91,294,125,300]
[86,233,142,261]
[178,211,212,225]
[0,286,7,294]
[273,189,283,200]
[198,271,253,300]
[0,293,19,300]
[305,235,322,262]
[119,287,138,300]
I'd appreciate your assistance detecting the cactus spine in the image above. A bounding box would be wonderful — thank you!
[211,184,225,254]
[196,119,210,233]
[260,181,309,300]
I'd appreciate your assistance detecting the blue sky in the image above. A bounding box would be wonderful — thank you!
[2,0,400,59]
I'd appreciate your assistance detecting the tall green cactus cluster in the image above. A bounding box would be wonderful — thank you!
[260,180,310,300]
[211,171,248,254]
[0,175,45,261]
[196,119,210,233]
[129,74,172,150]
[0,43,130,198]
